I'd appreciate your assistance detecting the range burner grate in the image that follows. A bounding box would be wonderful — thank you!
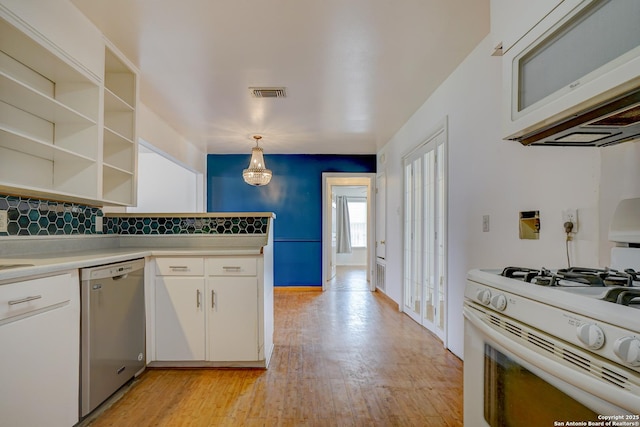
[500,266,640,306]
[500,266,639,287]
[554,267,638,287]
[602,287,640,306]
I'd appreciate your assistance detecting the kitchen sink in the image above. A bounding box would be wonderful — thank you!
[0,264,34,270]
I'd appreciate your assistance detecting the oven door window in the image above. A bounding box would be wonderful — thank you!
[484,344,598,426]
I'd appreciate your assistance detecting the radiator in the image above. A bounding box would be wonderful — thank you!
[375,260,386,292]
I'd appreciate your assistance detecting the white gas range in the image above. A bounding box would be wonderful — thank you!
[463,199,640,426]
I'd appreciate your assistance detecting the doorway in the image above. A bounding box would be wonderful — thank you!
[321,173,376,291]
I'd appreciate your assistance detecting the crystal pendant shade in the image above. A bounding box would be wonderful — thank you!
[243,136,272,186]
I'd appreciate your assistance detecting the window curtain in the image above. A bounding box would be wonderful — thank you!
[336,195,352,253]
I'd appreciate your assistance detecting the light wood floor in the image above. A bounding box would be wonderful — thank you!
[328,266,370,292]
[87,269,463,426]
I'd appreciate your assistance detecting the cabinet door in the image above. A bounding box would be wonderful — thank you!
[207,277,259,362]
[0,274,79,427]
[155,277,205,361]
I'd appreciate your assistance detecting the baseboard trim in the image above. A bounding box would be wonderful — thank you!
[147,360,267,369]
[274,286,322,292]
[375,288,399,309]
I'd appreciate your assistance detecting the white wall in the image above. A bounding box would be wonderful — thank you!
[598,142,640,264]
[378,35,601,359]
[137,103,207,175]
[336,248,367,266]
[127,148,200,213]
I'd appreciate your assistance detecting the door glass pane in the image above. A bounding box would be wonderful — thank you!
[436,143,445,331]
[403,163,413,310]
[411,158,422,316]
[423,150,436,324]
[347,200,367,247]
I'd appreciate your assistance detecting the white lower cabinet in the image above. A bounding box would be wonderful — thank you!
[153,256,269,366]
[155,277,206,361]
[0,272,79,427]
[208,276,258,361]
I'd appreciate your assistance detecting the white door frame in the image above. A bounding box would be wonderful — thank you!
[400,118,448,345]
[321,173,376,291]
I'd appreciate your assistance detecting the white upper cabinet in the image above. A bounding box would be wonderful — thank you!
[491,0,563,53]
[0,1,138,206]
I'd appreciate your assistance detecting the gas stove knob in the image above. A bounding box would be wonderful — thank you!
[576,323,605,350]
[613,337,640,367]
[491,294,507,311]
[476,289,491,305]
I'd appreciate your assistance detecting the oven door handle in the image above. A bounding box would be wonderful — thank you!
[463,305,640,414]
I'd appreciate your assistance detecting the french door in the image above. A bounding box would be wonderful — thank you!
[403,129,446,341]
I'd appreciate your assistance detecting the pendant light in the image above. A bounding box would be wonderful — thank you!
[242,135,272,186]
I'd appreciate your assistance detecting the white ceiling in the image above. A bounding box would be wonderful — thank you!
[71,0,489,155]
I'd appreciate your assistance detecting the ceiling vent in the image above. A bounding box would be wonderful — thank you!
[249,87,287,98]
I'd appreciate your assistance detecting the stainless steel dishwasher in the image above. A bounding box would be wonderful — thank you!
[80,258,145,418]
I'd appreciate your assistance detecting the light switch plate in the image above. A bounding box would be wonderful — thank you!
[0,210,7,233]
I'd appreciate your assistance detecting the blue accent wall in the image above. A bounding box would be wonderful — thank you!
[207,154,376,287]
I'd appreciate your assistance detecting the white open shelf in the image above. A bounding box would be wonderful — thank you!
[0,14,103,205]
[0,127,95,163]
[0,145,98,200]
[0,72,97,125]
[101,46,137,206]
[104,86,134,112]
[0,15,138,207]
[102,164,134,205]
[104,129,134,172]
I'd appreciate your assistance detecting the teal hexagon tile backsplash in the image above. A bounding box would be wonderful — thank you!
[0,195,102,236]
[105,216,268,235]
[1,194,269,237]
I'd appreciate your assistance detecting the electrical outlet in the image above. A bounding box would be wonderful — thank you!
[0,210,7,233]
[94,216,103,233]
[562,209,578,233]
